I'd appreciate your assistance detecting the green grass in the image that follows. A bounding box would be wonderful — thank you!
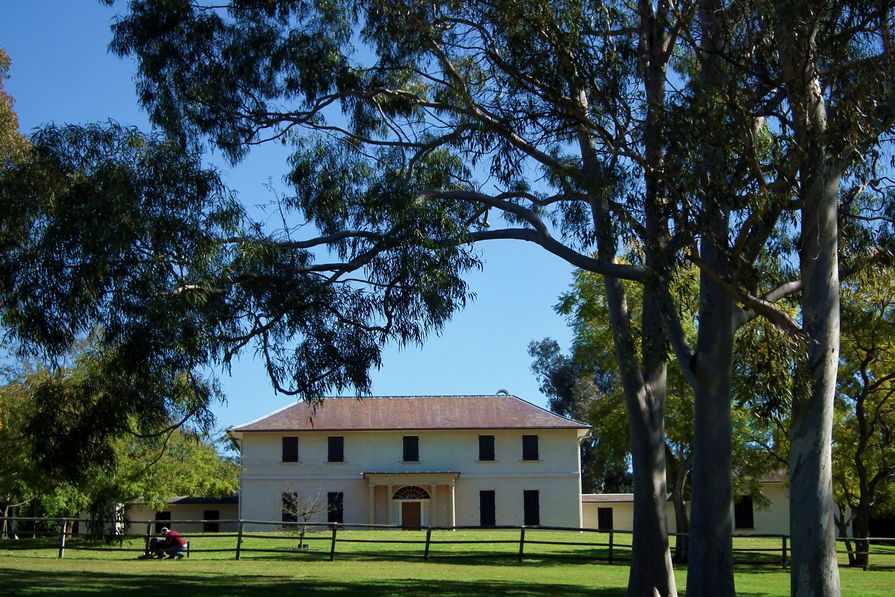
[0,530,893,595]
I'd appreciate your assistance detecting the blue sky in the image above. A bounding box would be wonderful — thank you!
[1,1,578,432]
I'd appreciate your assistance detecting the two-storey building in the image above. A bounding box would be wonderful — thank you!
[229,395,589,529]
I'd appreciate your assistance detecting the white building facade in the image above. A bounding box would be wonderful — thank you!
[230,395,590,530]
[582,473,792,535]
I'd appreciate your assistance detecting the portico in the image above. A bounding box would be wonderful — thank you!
[363,472,460,528]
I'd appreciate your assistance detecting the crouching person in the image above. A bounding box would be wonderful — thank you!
[159,526,186,559]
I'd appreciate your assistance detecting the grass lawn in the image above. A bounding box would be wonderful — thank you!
[0,530,893,595]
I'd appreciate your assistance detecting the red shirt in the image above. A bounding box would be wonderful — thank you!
[164,529,186,548]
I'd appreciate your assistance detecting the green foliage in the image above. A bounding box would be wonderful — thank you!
[534,265,784,498]
[0,358,237,517]
[0,47,29,168]
[832,267,895,520]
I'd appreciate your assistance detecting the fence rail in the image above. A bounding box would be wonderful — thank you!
[1,515,893,570]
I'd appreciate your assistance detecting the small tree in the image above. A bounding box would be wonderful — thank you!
[279,490,328,550]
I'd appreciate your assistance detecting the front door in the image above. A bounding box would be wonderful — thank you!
[401,502,421,530]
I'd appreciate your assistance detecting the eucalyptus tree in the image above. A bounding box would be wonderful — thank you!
[765,2,895,593]
[534,265,785,566]
[91,2,701,592]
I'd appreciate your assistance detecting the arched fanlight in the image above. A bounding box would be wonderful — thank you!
[392,486,431,500]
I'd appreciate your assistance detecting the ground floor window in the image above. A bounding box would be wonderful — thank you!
[597,507,613,531]
[523,490,540,526]
[734,495,754,529]
[282,492,299,524]
[154,511,171,534]
[203,509,220,532]
[480,490,496,527]
[328,492,344,523]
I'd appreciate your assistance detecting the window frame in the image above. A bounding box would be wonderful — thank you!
[479,490,496,527]
[478,435,495,461]
[203,509,220,533]
[154,511,171,534]
[327,492,344,524]
[281,491,299,524]
[402,435,419,462]
[734,494,754,530]
[328,436,344,463]
[523,490,540,526]
[281,436,299,463]
[522,434,539,461]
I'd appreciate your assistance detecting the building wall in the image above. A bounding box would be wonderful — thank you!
[238,428,583,529]
[740,482,789,535]
[581,501,640,533]
[582,482,792,536]
[126,503,239,534]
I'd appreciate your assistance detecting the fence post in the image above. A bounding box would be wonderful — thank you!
[329,523,338,561]
[144,522,152,556]
[424,527,432,560]
[57,519,66,559]
[864,538,870,571]
[235,520,244,560]
[608,530,614,565]
[518,526,525,563]
[781,535,787,568]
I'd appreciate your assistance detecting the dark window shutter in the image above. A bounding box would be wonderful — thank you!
[403,436,419,462]
[327,492,344,523]
[282,492,298,523]
[282,436,299,462]
[328,436,344,462]
[480,490,496,527]
[479,435,495,461]
[734,495,754,529]
[154,511,171,534]
[523,490,540,526]
[203,510,220,533]
[522,435,539,461]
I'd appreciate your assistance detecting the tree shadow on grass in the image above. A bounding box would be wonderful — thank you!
[242,546,627,568]
[0,568,625,596]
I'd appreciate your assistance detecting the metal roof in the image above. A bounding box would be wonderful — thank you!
[231,395,590,432]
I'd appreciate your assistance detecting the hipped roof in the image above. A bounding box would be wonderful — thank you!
[231,395,589,433]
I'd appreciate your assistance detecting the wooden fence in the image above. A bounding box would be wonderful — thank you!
[1,516,892,570]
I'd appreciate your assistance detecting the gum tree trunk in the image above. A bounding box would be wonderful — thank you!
[686,219,736,597]
[575,4,678,587]
[686,2,736,594]
[602,273,676,597]
[777,4,842,594]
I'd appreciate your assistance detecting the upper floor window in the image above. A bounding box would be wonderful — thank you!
[403,435,419,462]
[282,436,299,462]
[479,435,495,461]
[522,435,539,461]
[328,436,344,462]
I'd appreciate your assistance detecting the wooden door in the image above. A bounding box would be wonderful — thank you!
[401,502,421,530]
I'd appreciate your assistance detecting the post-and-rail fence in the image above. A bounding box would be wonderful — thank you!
[0,515,893,570]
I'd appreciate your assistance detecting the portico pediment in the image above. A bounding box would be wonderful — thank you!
[363,471,460,486]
